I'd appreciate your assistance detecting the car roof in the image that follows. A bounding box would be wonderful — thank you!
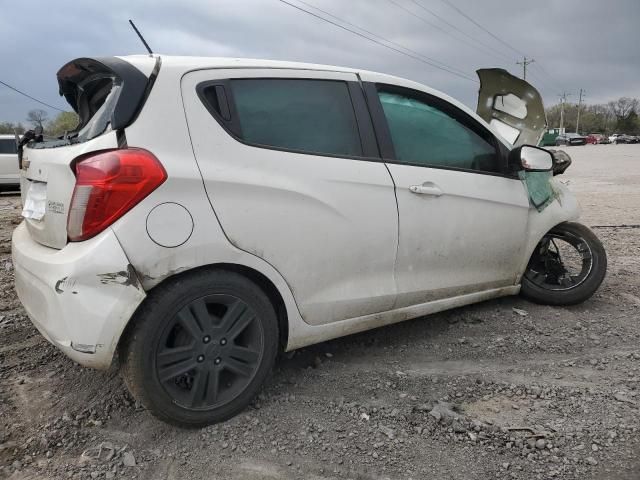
[120,54,363,75]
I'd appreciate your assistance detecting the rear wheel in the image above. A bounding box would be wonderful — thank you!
[120,269,278,427]
[521,222,606,305]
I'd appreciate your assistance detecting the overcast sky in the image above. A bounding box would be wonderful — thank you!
[1,0,638,124]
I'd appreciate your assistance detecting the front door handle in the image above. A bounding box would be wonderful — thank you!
[409,183,443,196]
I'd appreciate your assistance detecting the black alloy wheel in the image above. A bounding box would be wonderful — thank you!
[121,269,278,427]
[155,294,263,410]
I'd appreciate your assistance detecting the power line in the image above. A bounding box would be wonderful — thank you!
[404,0,514,63]
[531,61,565,91]
[0,79,66,112]
[438,0,527,58]
[436,0,566,96]
[295,0,472,80]
[276,0,477,82]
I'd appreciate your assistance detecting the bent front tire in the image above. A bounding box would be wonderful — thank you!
[120,269,278,427]
[521,222,607,306]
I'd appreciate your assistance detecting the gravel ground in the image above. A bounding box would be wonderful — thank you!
[1,144,639,480]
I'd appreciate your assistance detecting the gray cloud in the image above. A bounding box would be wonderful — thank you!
[1,0,638,123]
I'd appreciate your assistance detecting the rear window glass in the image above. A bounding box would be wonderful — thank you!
[0,139,17,154]
[75,76,120,143]
[229,79,363,157]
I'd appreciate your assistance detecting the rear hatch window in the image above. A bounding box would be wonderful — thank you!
[52,57,153,145]
[20,56,158,249]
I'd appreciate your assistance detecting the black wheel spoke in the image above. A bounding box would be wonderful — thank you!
[187,368,208,407]
[223,356,254,377]
[204,367,220,405]
[228,345,260,365]
[158,357,199,383]
[191,298,212,330]
[221,301,255,340]
[158,344,196,365]
[177,308,204,341]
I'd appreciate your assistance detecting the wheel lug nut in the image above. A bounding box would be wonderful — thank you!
[214,357,221,365]
[203,336,211,344]
[220,338,227,346]
[197,355,205,363]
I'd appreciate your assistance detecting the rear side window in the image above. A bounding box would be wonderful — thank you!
[0,139,17,154]
[229,79,363,157]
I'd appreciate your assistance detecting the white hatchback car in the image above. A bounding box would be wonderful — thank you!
[12,55,606,426]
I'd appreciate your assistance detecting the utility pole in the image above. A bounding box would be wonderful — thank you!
[516,56,535,80]
[576,88,585,134]
[558,92,572,133]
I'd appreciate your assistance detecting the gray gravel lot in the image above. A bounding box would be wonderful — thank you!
[1,144,639,480]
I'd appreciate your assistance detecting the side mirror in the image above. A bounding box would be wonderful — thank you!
[510,145,553,172]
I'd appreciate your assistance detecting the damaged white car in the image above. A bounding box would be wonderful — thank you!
[12,56,606,427]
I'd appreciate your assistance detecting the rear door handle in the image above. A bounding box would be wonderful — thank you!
[409,183,443,196]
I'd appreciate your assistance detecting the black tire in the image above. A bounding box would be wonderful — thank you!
[120,269,278,427]
[521,222,607,306]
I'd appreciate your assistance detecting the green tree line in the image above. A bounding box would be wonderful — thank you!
[546,97,639,135]
[0,109,79,136]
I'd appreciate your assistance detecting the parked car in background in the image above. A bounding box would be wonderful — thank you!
[598,135,611,144]
[0,134,20,192]
[585,134,598,144]
[555,133,587,146]
[587,133,607,144]
[609,133,633,144]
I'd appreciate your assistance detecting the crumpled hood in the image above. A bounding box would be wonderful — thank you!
[476,68,547,147]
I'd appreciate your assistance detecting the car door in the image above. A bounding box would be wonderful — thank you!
[361,79,530,308]
[181,69,398,326]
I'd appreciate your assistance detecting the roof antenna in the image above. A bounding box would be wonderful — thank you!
[128,19,154,55]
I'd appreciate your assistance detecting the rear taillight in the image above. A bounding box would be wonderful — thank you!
[67,148,167,241]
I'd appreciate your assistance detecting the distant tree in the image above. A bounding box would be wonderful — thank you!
[46,111,79,137]
[0,122,26,134]
[608,97,639,120]
[26,109,49,129]
[616,110,639,135]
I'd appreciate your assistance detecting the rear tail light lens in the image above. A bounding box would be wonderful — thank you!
[67,148,167,241]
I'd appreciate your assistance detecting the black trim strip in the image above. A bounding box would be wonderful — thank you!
[362,82,395,159]
[347,82,380,158]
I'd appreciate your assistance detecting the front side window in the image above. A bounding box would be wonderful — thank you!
[229,79,363,157]
[378,88,500,173]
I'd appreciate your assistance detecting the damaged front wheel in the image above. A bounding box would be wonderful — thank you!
[521,222,607,305]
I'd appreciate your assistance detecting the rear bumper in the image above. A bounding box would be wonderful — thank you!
[11,222,146,369]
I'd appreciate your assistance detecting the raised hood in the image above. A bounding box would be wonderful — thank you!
[476,68,547,147]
